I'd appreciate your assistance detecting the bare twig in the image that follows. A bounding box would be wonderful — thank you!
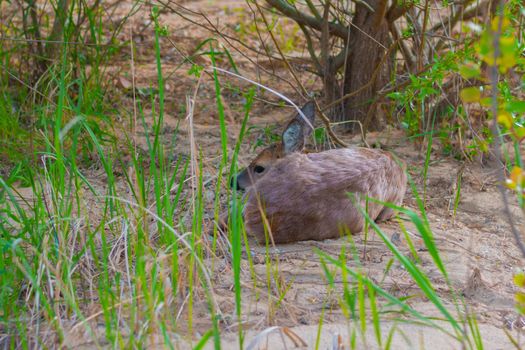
[434,0,490,52]
[430,0,479,33]
[297,23,322,74]
[158,0,303,96]
[253,1,348,148]
[488,11,525,259]
[389,21,417,71]
[244,1,278,75]
[304,0,322,20]
[265,0,349,40]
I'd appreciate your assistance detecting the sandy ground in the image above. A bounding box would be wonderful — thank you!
[6,0,525,348]
[131,1,525,347]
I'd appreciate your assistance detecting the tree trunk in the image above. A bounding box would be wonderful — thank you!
[339,0,391,132]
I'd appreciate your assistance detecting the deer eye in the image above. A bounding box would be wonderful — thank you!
[253,165,265,174]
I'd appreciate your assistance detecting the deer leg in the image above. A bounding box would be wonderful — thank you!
[375,206,394,222]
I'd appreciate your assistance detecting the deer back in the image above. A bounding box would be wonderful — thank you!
[232,101,407,244]
[243,147,406,243]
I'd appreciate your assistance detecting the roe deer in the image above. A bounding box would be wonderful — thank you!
[232,101,407,244]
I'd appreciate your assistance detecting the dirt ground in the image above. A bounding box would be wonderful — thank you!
[115,0,525,345]
[8,0,525,348]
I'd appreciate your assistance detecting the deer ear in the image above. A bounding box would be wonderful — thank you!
[282,120,303,154]
[282,101,316,154]
[295,101,316,137]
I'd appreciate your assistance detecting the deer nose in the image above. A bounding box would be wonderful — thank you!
[230,176,241,190]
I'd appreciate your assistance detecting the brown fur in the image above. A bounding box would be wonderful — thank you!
[233,102,407,244]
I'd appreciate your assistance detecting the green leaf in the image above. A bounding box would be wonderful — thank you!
[497,112,513,129]
[459,63,480,79]
[460,87,481,103]
[514,273,525,288]
[480,97,492,108]
[515,127,525,139]
[193,329,213,350]
[507,101,525,114]
[315,249,454,337]
[350,196,462,333]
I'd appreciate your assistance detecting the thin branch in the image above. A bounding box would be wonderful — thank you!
[158,0,302,96]
[265,0,349,40]
[331,45,350,72]
[389,21,416,71]
[253,1,348,148]
[304,0,322,20]
[488,12,525,259]
[245,0,279,75]
[430,0,477,33]
[434,0,490,52]
[297,23,323,75]
[253,1,306,97]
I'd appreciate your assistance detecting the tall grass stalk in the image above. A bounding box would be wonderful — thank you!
[422,119,434,207]
[210,46,259,348]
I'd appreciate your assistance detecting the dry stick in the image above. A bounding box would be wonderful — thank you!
[157,0,303,97]
[304,0,322,20]
[298,23,323,74]
[407,7,424,58]
[433,0,485,52]
[265,0,349,40]
[211,66,316,133]
[187,75,204,219]
[389,21,417,71]
[348,21,388,51]
[252,1,348,148]
[430,0,477,33]
[332,11,353,76]
[163,17,297,112]
[71,295,145,332]
[489,13,525,259]
[0,62,57,107]
[245,1,278,77]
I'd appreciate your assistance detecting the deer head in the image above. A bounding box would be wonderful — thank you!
[232,101,316,191]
